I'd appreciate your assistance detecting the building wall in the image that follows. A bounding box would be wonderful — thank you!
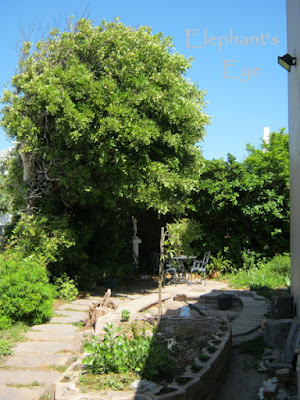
[287,0,300,316]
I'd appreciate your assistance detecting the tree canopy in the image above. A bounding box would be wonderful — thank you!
[1,18,209,216]
[1,18,209,282]
[191,129,289,265]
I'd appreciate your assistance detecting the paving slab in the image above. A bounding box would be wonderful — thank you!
[49,316,86,324]
[0,384,46,400]
[57,303,90,311]
[0,369,60,385]
[54,310,88,319]
[72,299,101,306]
[3,353,73,368]
[13,341,75,354]
[31,324,78,333]
[25,331,76,341]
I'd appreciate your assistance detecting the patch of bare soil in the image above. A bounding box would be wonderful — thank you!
[157,317,221,373]
[216,347,268,400]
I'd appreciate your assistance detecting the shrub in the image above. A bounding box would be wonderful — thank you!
[82,323,177,381]
[228,253,290,293]
[208,252,233,276]
[54,273,78,302]
[0,249,57,327]
[264,253,290,276]
[6,212,75,265]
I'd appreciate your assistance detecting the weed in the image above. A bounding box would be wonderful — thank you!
[39,393,52,400]
[239,335,267,360]
[54,273,78,302]
[0,339,13,357]
[0,322,30,360]
[198,353,210,362]
[207,345,217,353]
[227,253,290,298]
[73,321,85,329]
[121,309,130,322]
[49,365,68,373]
[191,362,202,373]
[8,381,43,388]
[79,371,138,391]
[0,322,29,343]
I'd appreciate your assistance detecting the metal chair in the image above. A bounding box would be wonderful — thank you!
[189,251,211,285]
[151,252,160,275]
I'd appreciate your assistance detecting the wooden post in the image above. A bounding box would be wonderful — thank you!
[158,226,165,324]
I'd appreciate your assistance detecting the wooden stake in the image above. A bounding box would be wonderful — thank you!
[158,226,165,324]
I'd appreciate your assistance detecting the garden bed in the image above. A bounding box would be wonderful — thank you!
[53,312,232,400]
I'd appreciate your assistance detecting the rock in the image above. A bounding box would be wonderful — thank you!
[173,294,187,301]
[275,368,290,382]
[270,295,294,319]
[258,361,268,373]
[264,319,293,349]
[263,377,278,398]
[283,319,300,364]
[275,389,289,400]
[130,379,157,392]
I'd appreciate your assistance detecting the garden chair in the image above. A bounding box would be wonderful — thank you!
[189,251,211,285]
[164,258,187,286]
[151,252,160,275]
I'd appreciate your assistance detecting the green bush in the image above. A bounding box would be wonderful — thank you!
[208,252,233,275]
[0,249,57,328]
[264,253,290,276]
[228,253,290,293]
[82,323,177,381]
[7,213,75,264]
[54,273,78,302]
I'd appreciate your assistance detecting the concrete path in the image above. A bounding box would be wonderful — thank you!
[0,279,268,400]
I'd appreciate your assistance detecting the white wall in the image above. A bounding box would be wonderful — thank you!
[287,0,300,316]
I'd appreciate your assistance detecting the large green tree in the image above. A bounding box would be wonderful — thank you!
[192,129,289,266]
[1,18,209,281]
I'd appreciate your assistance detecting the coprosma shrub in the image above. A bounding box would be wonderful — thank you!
[0,249,57,329]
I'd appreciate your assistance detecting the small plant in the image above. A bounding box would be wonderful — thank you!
[157,383,177,395]
[49,365,68,373]
[191,362,202,373]
[208,252,232,277]
[82,323,152,375]
[73,321,85,329]
[198,353,210,362]
[54,273,78,302]
[121,310,130,322]
[239,335,267,360]
[207,345,217,353]
[0,339,13,357]
[79,371,138,392]
[39,393,52,400]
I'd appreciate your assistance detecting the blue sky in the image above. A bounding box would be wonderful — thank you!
[0,0,288,160]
